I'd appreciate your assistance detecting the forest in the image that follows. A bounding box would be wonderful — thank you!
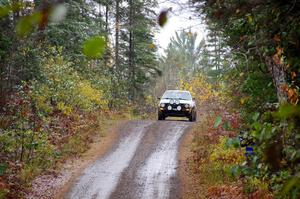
[0,0,300,198]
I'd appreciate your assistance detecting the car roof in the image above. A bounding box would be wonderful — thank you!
[164,90,191,93]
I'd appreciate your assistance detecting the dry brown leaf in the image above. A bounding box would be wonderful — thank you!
[291,71,297,80]
[273,34,281,42]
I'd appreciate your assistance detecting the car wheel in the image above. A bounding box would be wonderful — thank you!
[189,110,196,122]
[189,113,193,122]
[193,111,197,122]
[158,113,165,120]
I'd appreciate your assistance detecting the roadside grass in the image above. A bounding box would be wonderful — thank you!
[186,110,245,199]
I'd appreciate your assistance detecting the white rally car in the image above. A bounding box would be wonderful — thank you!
[157,90,197,122]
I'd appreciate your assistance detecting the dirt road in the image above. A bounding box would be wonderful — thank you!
[65,120,192,199]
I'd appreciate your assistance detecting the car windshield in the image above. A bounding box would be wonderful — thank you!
[162,91,192,100]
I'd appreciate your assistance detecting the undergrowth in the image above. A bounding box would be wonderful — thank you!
[0,49,146,199]
[183,74,273,199]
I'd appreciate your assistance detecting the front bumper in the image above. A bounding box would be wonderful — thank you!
[158,104,192,117]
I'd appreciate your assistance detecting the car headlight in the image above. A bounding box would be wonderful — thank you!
[160,103,165,108]
[177,105,182,111]
[185,104,190,108]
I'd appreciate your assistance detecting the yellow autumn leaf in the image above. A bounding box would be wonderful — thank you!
[247,15,253,24]
[240,98,247,105]
[148,43,156,49]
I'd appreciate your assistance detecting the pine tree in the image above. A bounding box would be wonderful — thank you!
[204,23,227,78]
[158,30,205,89]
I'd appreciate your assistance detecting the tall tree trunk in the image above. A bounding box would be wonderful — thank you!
[105,1,114,109]
[105,2,109,67]
[128,0,135,101]
[110,0,120,107]
[34,0,50,41]
[115,0,120,77]
[0,17,11,110]
[266,56,288,104]
[5,0,21,104]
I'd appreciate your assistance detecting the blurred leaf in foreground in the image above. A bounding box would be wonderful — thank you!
[83,36,106,59]
[16,12,42,37]
[0,5,10,18]
[158,9,169,27]
[50,4,67,23]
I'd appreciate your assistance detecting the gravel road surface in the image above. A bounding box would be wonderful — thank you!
[66,120,191,199]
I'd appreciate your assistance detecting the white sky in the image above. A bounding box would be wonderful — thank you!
[154,0,207,55]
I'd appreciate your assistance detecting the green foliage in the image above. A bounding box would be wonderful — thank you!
[83,36,106,59]
[121,0,159,102]
[239,107,300,197]
[243,176,269,194]
[44,0,105,62]
[203,23,229,78]
[213,116,222,128]
[16,12,41,37]
[0,163,7,176]
[0,4,10,18]
[240,72,277,111]
[276,104,300,119]
[31,48,108,114]
[210,137,244,165]
[0,129,56,170]
[0,0,159,196]
[157,30,205,90]
[194,0,300,197]
[281,175,300,199]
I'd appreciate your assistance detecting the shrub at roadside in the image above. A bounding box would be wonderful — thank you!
[183,73,276,198]
[222,62,300,198]
[189,113,245,199]
[0,49,108,198]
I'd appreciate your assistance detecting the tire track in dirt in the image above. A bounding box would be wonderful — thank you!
[66,121,153,199]
[66,120,192,199]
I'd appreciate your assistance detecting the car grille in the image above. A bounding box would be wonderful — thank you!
[164,103,188,111]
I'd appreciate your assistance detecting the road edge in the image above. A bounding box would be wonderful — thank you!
[177,123,200,199]
[55,120,127,199]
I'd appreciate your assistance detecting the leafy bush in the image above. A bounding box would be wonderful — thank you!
[210,137,244,165]
[180,73,228,106]
[238,107,300,198]
[31,49,108,115]
[0,47,110,198]
[243,176,269,194]
[240,72,277,112]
